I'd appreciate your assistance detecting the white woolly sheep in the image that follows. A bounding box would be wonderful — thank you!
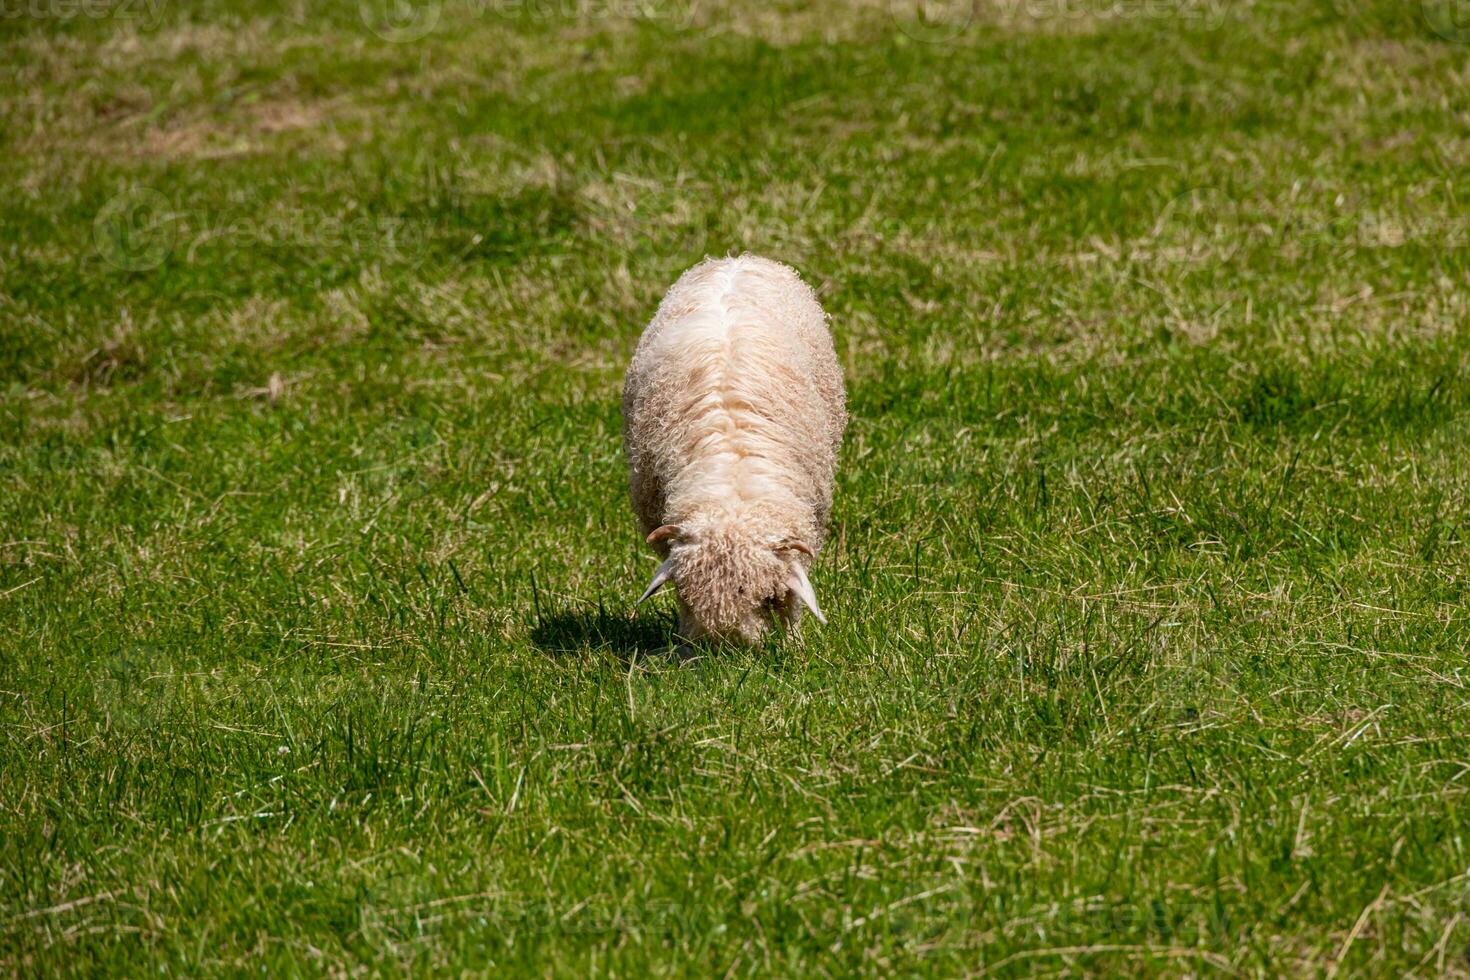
[622,254,847,645]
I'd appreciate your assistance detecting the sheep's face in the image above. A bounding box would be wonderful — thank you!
[637,524,827,646]
[673,540,792,644]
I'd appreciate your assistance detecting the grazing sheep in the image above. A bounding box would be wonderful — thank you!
[622,254,846,645]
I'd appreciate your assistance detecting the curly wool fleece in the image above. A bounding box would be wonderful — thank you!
[622,254,847,644]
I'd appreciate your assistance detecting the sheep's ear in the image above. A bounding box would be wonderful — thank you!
[646,525,681,545]
[637,558,675,605]
[785,562,827,625]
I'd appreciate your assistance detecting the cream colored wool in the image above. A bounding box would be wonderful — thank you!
[622,254,847,644]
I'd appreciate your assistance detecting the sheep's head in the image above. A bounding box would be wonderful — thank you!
[636,523,826,645]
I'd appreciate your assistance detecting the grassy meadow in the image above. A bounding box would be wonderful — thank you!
[4,0,1470,973]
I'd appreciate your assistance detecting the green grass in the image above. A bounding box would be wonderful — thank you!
[3,0,1470,974]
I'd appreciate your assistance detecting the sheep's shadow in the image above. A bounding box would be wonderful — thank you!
[529,605,690,663]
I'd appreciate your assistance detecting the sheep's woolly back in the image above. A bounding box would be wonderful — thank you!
[623,254,846,642]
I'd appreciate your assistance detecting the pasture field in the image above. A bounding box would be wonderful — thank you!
[3,0,1470,974]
